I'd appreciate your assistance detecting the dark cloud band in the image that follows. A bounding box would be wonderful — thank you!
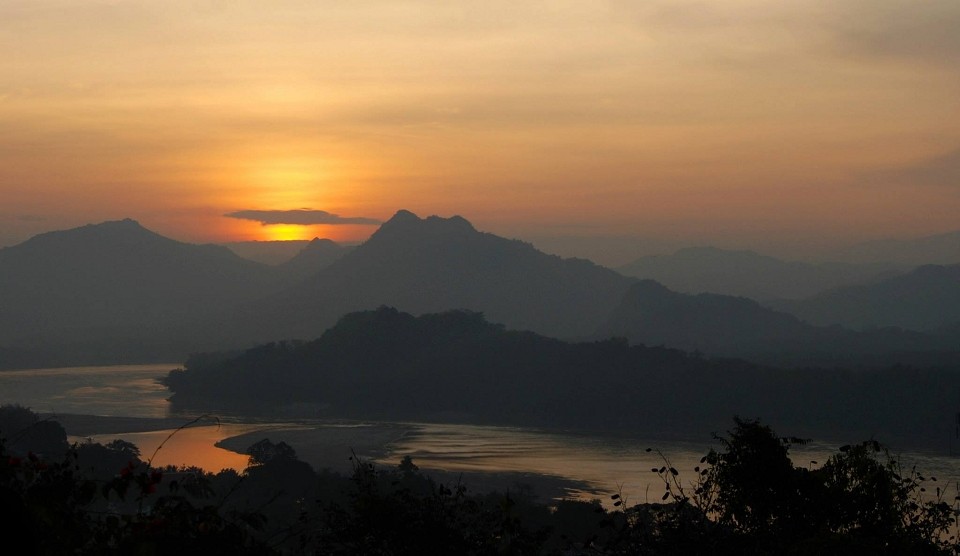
[225,209,382,226]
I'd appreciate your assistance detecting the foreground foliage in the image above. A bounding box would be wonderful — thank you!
[2,408,959,554]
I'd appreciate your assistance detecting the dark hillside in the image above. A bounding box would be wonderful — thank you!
[166,307,960,450]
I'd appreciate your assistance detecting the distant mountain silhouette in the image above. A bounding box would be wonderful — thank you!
[0,213,633,367]
[771,264,960,331]
[596,280,960,367]
[250,210,635,340]
[618,247,904,300]
[224,240,312,265]
[3,214,956,371]
[0,219,278,365]
[277,238,352,280]
[829,229,960,265]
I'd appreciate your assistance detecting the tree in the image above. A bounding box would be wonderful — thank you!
[245,438,297,467]
[697,417,958,553]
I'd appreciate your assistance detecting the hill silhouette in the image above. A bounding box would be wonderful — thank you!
[276,237,352,280]
[0,219,281,365]
[829,229,960,265]
[0,212,634,367]
[223,239,313,265]
[596,280,960,367]
[166,307,960,449]
[771,264,960,331]
[2,213,957,370]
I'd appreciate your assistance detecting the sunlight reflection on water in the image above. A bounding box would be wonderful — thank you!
[80,424,258,473]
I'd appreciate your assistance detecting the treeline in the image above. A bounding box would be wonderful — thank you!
[166,307,960,449]
[2,407,958,554]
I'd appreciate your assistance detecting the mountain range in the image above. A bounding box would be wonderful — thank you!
[244,210,634,342]
[827,229,960,266]
[596,280,960,368]
[618,246,905,301]
[1,211,958,370]
[0,211,632,366]
[769,264,960,332]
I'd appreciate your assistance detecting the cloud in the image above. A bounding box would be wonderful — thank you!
[823,0,960,67]
[224,209,382,226]
[868,148,960,188]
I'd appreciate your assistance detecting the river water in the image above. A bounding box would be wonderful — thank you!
[3,364,960,505]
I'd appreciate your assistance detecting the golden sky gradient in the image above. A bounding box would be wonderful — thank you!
[1,0,958,260]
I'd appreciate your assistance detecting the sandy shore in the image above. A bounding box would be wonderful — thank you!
[215,423,412,474]
[216,424,595,502]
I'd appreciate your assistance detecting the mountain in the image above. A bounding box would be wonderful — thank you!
[618,247,905,301]
[0,219,279,365]
[277,238,352,280]
[595,280,960,367]
[0,212,635,367]
[829,230,960,265]
[249,210,636,340]
[223,240,312,265]
[771,264,960,331]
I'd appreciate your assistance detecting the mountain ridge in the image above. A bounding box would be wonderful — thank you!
[771,263,960,331]
[246,209,636,341]
[619,246,906,300]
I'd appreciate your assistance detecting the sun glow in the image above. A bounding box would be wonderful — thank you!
[264,224,315,241]
[244,156,332,208]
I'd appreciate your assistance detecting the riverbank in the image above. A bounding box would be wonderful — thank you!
[215,422,595,502]
[44,412,596,501]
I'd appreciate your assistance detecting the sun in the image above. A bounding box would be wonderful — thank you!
[264,224,313,241]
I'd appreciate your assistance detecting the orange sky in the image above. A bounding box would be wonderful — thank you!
[1,1,958,262]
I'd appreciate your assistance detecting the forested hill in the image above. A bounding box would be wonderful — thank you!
[165,307,960,449]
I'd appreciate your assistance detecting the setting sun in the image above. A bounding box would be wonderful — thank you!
[263,224,316,242]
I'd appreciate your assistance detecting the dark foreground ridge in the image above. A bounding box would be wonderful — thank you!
[167,307,960,450]
[2,406,958,555]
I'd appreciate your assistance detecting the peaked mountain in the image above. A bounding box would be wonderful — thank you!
[618,247,904,301]
[277,238,352,280]
[251,210,636,340]
[596,280,960,367]
[770,264,960,331]
[0,219,278,364]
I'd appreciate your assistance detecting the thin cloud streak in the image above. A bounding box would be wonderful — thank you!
[871,147,960,189]
[224,209,382,226]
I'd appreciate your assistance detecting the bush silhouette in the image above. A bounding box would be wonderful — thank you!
[3,410,959,554]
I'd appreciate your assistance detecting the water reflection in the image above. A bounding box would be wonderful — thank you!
[381,422,726,503]
[5,364,960,506]
[0,364,175,417]
[81,424,256,473]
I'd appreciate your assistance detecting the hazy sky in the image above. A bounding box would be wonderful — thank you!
[2,0,958,262]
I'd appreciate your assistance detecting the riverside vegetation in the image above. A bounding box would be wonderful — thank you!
[3,406,959,555]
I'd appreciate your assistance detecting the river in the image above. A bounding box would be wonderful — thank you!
[3,364,960,505]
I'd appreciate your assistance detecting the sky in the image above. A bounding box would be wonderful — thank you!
[1,0,959,264]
